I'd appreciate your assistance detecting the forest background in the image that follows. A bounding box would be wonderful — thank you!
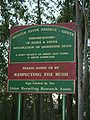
[0,0,90,120]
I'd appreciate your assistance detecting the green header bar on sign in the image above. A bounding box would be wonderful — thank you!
[10,26,75,63]
[8,80,75,93]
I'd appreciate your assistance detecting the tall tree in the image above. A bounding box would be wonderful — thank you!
[76,0,90,120]
[0,0,31,120]
[57,1,77,120]
[57,0,76,23]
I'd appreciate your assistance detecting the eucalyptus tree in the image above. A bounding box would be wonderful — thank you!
[57,0,76,23]
[0,0,31,120]
[55,1,77,120]
[56,0,90,120]
[76,0,90,120]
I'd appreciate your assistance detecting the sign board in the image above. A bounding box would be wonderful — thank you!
[10,26,75,63]
[8,80,75,93]
[8,23,76,93]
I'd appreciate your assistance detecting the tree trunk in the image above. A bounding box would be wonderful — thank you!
[10,94,18,120]
[37,0,41,24]
[50,94,54,120]
[39,94,44,120]
[33,95,37,120]
[83,1,90,119]
[76,0,84,120]
[64,0,69,22]
[67,95,73,120]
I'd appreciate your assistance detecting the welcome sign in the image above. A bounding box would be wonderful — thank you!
[8,23,76,93]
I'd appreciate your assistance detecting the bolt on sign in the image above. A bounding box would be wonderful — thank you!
[8,22,76,93]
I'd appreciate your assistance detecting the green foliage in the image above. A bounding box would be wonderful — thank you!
[0,45,7,93]
[0,0,34,119]
[57,0,76,23]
